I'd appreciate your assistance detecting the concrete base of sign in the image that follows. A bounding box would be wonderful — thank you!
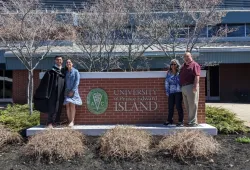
[26,123,217,136]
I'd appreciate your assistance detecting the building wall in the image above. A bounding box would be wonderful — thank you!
[12,70,40,104]
[12,71,206,125]
[220,64,250,102]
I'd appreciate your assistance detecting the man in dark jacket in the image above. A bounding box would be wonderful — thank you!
[34,56,65,128]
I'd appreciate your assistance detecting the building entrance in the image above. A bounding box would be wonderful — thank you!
[0,70,13,102]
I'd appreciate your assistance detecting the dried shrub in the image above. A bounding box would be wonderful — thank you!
[0,125,22,148]
[23,128,86,161]
[158,130,220,161]
[99,126,152,160]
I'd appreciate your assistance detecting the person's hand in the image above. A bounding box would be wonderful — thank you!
[68,91,74,97]
[193,85,198,92]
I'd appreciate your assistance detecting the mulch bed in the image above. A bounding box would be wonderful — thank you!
[0,134,250,170]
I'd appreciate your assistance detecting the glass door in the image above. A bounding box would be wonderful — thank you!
[0,70,4,98]
[206,66,220,101]
[0,70,12,101]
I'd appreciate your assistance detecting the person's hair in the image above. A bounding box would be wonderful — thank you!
[54,55,63,60]
[169,59,181,73]
[66,58,72,63]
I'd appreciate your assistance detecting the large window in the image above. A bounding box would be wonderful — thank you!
[199,27,208,38]
[227,24,245,37]
[208,24,226,37]
[0,70,12,98]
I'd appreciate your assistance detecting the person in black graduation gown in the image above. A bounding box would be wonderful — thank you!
[34,56,65,128]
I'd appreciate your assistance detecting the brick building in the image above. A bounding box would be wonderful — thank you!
[1,0,250,104]
[1,42,250,104]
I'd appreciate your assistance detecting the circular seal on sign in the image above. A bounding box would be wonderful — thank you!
[86,88,108,114]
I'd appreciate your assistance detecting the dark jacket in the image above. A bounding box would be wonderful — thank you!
[34,66,65,114]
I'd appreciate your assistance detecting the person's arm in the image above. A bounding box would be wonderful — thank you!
[193,63,201,92]
[71,70,80,92]
[165,73,170,96]
[193,76,200,91]
[177,74,181,92]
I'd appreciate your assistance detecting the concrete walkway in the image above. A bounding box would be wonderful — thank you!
[206,103,250,127]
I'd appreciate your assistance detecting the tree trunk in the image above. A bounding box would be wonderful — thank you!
[27,72,30,105]
[27,70,34,115]
[107,55,110,72]
[128,44,133,72]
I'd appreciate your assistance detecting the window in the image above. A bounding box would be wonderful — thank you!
[0,70,12,98]
[223,0,250,8]
[170,27,189,38]
[111,30,132,40]
[199,27,208,38]
[189,26,207,38]
[208,24,226,37]
[227,24,245,37]
[246,24,250,37]
[178,27,189,38]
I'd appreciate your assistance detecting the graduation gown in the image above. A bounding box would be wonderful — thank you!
[34,66,65,115]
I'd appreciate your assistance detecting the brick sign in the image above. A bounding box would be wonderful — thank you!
[15,71,206,125]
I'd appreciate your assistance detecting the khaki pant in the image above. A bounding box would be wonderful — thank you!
[181,84,199,124]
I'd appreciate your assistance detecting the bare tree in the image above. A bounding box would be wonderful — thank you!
[155,0,228,61]
[118,0,168,71]
[155,3,189,59]
[71,0,126,72]
[181,0,228,51]
[72,0,169,72]
[0,0,73,114]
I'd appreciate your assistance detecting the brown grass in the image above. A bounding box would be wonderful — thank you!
[158,130,220,161]
[22,128,86,161]
[0,125,22,148]
[99,126,152,160]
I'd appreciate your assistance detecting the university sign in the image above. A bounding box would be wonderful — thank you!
[87,88,158,114]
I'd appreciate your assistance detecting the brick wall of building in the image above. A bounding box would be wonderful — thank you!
[12,70,40,104]
[12,71,206,125]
